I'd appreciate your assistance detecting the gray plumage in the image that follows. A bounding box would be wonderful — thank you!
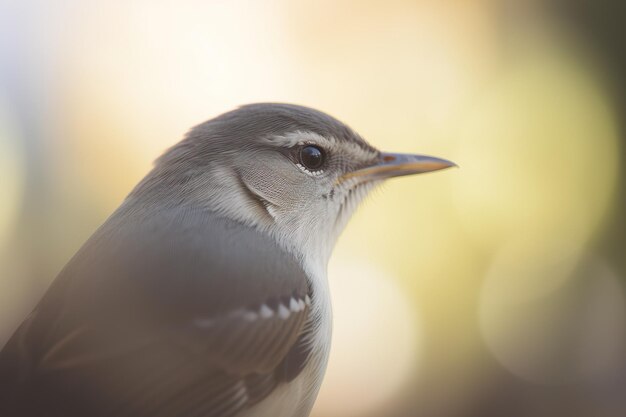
[0,103,455,417]
[0,203,316,416]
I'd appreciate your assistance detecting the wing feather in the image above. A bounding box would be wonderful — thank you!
[0,204,315,417]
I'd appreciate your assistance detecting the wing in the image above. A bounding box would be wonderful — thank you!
[0,203,316,417]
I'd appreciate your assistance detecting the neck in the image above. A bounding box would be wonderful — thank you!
[131,164,337,279]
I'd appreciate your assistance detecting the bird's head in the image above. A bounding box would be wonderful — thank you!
[133,103,455,268]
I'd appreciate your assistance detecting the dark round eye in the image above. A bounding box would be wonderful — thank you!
[299,145,325,171]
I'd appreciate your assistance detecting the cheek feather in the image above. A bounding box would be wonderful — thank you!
[333,181,377,231]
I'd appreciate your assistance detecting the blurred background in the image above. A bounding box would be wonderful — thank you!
[0,0,624,416]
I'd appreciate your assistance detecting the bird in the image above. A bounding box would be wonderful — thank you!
[0,103,455,417]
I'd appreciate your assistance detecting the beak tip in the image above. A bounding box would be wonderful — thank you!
[426,158,458,172]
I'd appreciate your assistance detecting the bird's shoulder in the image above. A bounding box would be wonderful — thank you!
[0,202,317,417]
[40,201,310,319]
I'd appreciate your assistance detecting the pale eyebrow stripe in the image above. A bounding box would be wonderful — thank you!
[262,130,379,164]
[261,130,337,148]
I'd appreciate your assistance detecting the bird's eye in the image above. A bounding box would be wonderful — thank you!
[299,145,325,171]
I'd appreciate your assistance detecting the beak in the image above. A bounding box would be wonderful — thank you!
[339,152,457,184]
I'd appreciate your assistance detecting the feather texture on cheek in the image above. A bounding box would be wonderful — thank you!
[239,158,314,211]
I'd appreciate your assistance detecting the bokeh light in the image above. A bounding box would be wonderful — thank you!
[452,34,620,254]
[0,97,23,251]
[481,247,626,384]
[315,260,419,417]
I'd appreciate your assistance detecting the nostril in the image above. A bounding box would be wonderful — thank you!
[382,155,396,162]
